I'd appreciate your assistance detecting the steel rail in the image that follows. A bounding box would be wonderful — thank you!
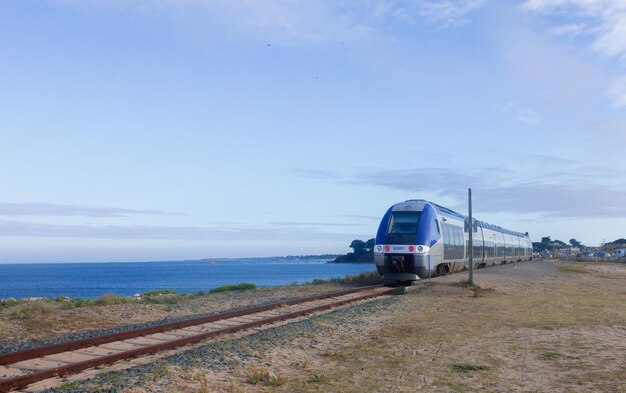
[0,285,395,392]
[0,283,389,366]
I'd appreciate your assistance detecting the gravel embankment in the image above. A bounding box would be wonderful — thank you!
[43,295,402,392]
[0,283,361,354]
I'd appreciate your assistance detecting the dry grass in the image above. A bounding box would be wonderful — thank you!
[300,263,625,393]
[208,260,624,393]
[0,320,16,340]
[10,301,57,320]
[244,366,286,386]
[558,263,588,274]
[95,293,133,306]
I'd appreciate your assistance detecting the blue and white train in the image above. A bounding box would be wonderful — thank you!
[374,199,532,281]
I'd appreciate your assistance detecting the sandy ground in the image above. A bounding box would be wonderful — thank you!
[126,260,625,393]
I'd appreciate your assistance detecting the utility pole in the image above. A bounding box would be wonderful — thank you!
[468,188,474,286]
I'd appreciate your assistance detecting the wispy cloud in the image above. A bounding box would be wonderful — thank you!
[415,0,487,28]
[50,0,488,45]
[522,0,626,107]
[550,22,586,36]
[290,168,343,180]
[0,220,354,241]
[607,75,626,107]
[269,221,365,228]
[295,154,626,219]
[341,214,381,221]
[355,163,626,218]
[0,203,181,218]
[500,101,540,124]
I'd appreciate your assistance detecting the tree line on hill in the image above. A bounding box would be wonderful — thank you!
[533,237,581,253]
[532,237,626,253]
[330,239,375,263]
[330,237,626,263]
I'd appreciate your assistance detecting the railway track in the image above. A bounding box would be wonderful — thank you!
[0,284,396,392]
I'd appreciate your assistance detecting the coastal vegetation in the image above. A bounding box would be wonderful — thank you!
[330,239,375,263]
[309,271,380,286]
[11,301,55,320]
[1,284,255,317]
[533,236,626,253]
[2,275,383,321]
[143,289,177,296]
[95,293,134,306]
[209,283,256,293]
[0,281,363,349]
[533,236,583,252]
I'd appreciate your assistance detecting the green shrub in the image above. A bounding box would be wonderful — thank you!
[143,289,177,296]
[57,381,79,392]
[95,293,132,306]
[64,298,94,309]
[244,366,285,385]
[308,373,328,383]
[209,283,256,293]
[11,302,56,319]
[323,271,381,285]
[144,295,179,305]
[347,271,381,284]
[0,299,19,309]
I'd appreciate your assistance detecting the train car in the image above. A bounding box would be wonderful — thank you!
[374,199,532,282]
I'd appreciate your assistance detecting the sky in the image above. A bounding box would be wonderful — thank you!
[1,0,626,263]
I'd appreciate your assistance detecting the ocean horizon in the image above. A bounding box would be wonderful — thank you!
[0,258,376,300]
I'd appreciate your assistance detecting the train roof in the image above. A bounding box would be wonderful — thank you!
[400,199,529,239]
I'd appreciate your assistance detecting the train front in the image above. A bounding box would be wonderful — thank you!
[373,200,441,281]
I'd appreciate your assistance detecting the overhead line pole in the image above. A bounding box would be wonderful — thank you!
[468,188,474,286]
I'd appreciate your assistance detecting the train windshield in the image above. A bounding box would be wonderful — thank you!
[387,212,421,235]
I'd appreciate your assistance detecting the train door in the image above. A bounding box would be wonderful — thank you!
[478,223,485,267]
[492,232,497,264]
[502,232,507,263]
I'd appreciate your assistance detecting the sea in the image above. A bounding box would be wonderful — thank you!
[0,259,376,300]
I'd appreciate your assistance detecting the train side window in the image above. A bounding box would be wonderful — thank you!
[443,224,450,259]
[455,227,463,259]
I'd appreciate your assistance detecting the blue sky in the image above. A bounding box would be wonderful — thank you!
[1,0,625,262]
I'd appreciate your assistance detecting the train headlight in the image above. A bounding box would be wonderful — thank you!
[409,246,415,252]
[384,245,390,252]
[417,246,423,252]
